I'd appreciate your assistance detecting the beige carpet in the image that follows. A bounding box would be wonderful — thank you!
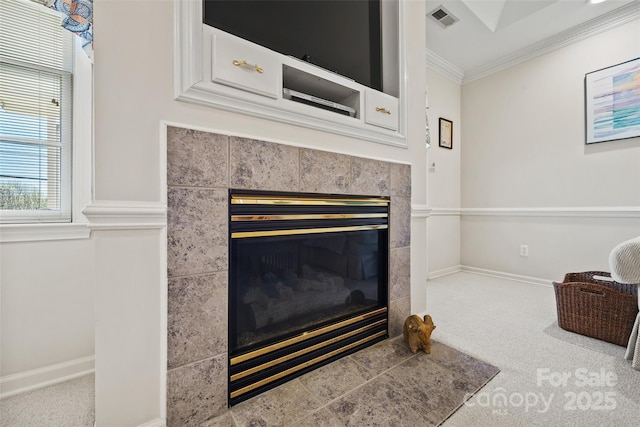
[543,321,640,406]
[427,272,640,427]
[0,374,94,427]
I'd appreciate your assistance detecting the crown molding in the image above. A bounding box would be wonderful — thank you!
[426,2,640,85]
[462,1,640,84]
[425,49,464,84]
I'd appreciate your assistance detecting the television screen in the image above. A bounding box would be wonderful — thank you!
[203,0,382,91]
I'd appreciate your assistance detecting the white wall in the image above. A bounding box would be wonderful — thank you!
[460,19,640,282]
[0,238,95,397]
[425,69,462,276]
[93,229,163,427]
[0,33,95,398]
[91,1,427,425]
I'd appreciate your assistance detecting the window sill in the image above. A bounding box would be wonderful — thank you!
[0,222,91,243]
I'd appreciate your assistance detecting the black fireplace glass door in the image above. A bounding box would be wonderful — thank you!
[229,228,387,355]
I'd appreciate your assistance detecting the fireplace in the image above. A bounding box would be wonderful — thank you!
[228,190,389,405]
[166,126,411,426]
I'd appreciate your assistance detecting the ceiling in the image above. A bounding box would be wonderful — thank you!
[425,0,640,83]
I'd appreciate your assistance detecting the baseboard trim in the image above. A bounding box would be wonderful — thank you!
[460,266,553,287]
[427,265,553,287]
[428,265,462,279]
[0,355,95,400]
[137,418,166,427]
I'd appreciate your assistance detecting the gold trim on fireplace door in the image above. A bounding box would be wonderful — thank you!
[231,213,388,222]
[232,224,387,239]
[230,307,387,365]
[230,319,386,382]
[230,331,386,399]
[231,194,390,207]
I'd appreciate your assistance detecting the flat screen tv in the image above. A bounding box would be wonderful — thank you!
[203,0,382,91]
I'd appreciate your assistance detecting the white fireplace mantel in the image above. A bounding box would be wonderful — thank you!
[173,0,408,148]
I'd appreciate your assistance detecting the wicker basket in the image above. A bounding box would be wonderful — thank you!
[553,271,639,346]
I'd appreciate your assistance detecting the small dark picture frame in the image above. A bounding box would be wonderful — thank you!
[439,118,453,149]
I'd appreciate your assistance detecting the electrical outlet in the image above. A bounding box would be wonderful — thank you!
[520,245,529,257]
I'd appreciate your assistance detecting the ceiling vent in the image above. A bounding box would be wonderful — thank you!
[429,6,459,29]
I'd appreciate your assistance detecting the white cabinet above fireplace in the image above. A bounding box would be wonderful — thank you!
[174,0,407,148]
[210,31,281,99]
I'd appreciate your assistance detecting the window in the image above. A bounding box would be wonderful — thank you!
[0,0,74,223]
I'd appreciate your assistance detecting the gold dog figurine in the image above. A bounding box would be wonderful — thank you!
[403,314,436,354]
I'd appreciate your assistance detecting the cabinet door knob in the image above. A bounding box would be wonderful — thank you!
[376,107,391,115]
[233,59,264,74]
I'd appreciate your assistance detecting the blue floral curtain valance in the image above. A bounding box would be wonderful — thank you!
[37,0,93,58]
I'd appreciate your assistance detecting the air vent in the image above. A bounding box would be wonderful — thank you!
[429,6,459,29]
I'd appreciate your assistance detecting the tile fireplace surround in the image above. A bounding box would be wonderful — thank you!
[166,126,411,426]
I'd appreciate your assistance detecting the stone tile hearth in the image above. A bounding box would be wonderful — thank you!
[166,126,412,426]
[202,338,500,426]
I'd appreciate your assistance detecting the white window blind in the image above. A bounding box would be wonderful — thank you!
[0,0,73,223]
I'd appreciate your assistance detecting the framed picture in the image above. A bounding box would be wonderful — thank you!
[439,118,453,149]
[585,57,640,144]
